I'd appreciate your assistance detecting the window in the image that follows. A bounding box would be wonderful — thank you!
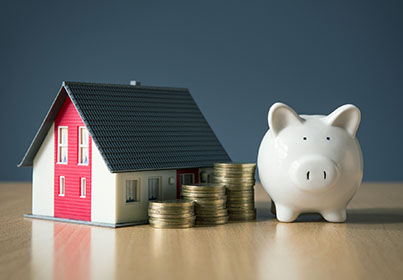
[78,127,89,165]
[179,173,194,194]
[59,176,65,196]
[126,179,140,203]
[80,178,86,198]
[57,127,68,163]
[180,173,194,185]
[148,177,161,201]
[200,171,208,183]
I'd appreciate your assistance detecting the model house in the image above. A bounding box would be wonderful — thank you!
[19,81,230,227]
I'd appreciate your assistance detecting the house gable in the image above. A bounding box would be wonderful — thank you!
[54,97,92,221]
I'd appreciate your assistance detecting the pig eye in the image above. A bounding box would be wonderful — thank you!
[326,137,330,140]
[303,137,307,140]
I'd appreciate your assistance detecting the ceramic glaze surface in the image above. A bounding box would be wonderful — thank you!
[257,103,363,222]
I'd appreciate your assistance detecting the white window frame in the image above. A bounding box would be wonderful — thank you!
[180,173,195,185]
[179,173,195,195]
[57,126,68,164]
[78,126,89,165]
[59,176,65,196]
[80,178,86,198]
[126,178,140,203]
[200,171,208,183]
[148,176,162,201]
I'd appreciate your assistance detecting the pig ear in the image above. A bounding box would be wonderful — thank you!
[268,103,303,135]
[325,104,361,137]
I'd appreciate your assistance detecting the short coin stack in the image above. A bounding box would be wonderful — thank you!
[148,200,196,228]
[214,163,257,221]
[181,183,229,225]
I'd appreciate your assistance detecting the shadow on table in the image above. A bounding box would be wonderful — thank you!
[255,200,403,224]
[255,201,276,222]
[346,208,403,224]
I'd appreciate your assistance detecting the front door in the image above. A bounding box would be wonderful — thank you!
[176,168,199,198]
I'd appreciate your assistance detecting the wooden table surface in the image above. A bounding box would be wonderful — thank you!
[0,182,402,280]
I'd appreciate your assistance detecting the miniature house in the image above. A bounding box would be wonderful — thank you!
[19,81,230,227]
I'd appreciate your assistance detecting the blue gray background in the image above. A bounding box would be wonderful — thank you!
[1,0,402,181]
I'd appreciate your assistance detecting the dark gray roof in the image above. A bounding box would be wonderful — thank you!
[19,81,231,172]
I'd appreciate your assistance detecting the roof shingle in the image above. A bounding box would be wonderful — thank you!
[19,81,230,172]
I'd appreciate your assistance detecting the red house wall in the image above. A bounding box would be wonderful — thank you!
[54,97,92,221]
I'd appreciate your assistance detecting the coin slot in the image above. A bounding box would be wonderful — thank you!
[306,171,310,180]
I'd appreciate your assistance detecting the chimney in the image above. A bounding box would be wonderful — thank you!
[130,80,141,86]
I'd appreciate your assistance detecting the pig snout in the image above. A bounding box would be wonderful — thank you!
[290,155,340,192]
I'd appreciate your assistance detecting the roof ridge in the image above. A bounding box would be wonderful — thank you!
[18,81,231,170]
[63,81,189,92]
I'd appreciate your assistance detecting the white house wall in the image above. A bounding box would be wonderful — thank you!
[91,140,117,224]
[199,167,214,183]
[115,170,177,223]
[32,123,54,216]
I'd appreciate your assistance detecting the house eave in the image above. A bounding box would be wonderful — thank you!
[109,164,217,173]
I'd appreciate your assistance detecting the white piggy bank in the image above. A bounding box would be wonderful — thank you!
[257,103,363,222]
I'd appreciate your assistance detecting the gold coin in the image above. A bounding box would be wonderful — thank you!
[227,193,255,198]
[214,177,255,183]
[223,185,255,191]
[228,207,256,213]
[227,206,255,212]
[148,208,194,215]
[214,162,256,169]
[149,221,195,229]
[149,199,194,208]
[214,182,255,188]
[227,195,254,200]
[148,212,195,219]
[229,215,256,221]
[149,219,195,225]
[196,216,229,225]
[227,201,255,207]
[195,204,227,213]
[213,171,255,177]
[214,169,255,174]
[228,211,256,217]
[227,200,255,206]
[229,209,257,220]
[181,192,226,199]
[188,197,227,204]
[148,206,194,212]
[182,190,226,196]
[182,183,225,192]
[149,216,196,223]
[196,208,228,216]
[227,197,255,203]
[227,189,254,196]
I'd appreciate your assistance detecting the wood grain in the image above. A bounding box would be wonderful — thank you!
[0,182,402,280]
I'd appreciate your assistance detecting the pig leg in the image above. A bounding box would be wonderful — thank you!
[275,204,299,222]
[270,200,276,215]
[320,209,347,223]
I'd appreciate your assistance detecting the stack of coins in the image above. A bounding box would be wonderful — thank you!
[214,163,257,221]
[181,183,229,225]
[148,200,196,228]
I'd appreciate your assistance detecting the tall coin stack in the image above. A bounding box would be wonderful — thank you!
[213,163,257,221]
[181,183,229,225]
[148,200,196,228]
